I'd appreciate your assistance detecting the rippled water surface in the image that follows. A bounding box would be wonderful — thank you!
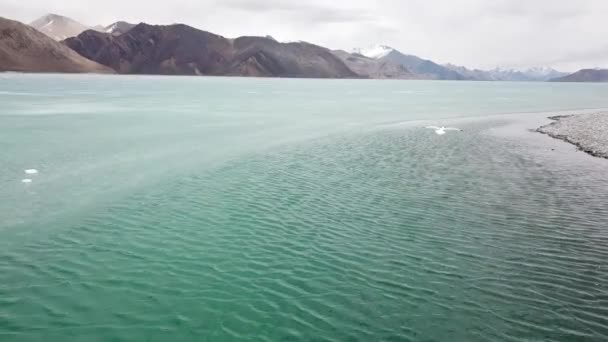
[2,75,608,341]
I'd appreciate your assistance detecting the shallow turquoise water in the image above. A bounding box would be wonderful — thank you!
[1,74,608,341]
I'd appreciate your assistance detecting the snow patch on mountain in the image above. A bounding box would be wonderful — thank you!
[105,23,117,33]
[352,45,394,59]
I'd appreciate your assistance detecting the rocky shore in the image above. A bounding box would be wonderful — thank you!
[537,113,608,158]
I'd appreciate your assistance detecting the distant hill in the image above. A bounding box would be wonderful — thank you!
[29,14,99,40]
[522,67,569,81]
[0,17,114,73]
[351,45,567,81]
[550,69,608,82]
[63,23,357,78]
[352,45,466,80]
[445,64,568,81]
[332,50,418,79]
[382,50,467,80]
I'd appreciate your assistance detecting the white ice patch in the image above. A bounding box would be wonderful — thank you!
[41,20,54,29]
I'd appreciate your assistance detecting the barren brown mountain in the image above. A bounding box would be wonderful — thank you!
[0,17,113,73]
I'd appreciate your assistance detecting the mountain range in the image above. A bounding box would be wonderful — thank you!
[444,64,568,81]
[344,45,568,81]
[0,14,605,81]
[63,24,357,78]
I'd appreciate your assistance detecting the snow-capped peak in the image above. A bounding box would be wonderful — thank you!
[352,45,394,59]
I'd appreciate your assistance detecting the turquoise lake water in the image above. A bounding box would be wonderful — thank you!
[1,74,608,341]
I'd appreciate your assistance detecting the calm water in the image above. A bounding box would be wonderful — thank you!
[1,74,608,341]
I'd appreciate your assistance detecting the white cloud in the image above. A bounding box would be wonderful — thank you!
[2,0,607,71]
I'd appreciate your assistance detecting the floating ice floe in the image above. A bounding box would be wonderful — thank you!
[24,169,39,175]
[426,126,462,135]
[22,179,33,183]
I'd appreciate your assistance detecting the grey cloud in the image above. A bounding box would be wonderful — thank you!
[483,1,590,19]
[221,0,326,13]
[221,0,378,23]
[546,45,608,70]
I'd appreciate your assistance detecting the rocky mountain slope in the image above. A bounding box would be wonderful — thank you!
[230,36,357,78]
[0,17,113,73]
[550,69,608,82]
[63,23,357,78]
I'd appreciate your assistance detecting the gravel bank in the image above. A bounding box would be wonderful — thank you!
[537,113,608,158]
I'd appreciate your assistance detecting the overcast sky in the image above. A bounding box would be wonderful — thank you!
[2,0,607,71]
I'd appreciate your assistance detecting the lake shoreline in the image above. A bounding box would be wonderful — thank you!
[537,113,608,159]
